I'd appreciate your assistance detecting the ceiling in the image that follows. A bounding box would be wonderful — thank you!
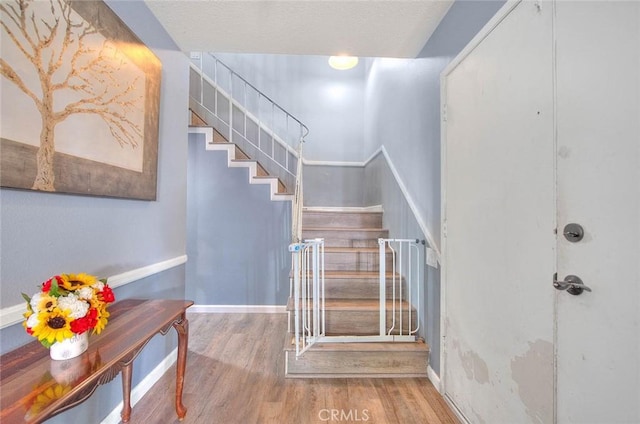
[144,0,454,58]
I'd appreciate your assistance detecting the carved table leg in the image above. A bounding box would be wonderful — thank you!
[174,313,189,420]
[120,361,133,423]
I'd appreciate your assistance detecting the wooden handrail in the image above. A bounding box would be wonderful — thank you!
[0,298,193,423]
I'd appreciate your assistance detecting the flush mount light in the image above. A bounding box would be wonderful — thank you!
[328,56,359,70]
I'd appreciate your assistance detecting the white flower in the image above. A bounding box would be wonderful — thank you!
[92,281,105,291]
[57,294,90,319]
[26,313,39,329]
[77,287,94,300]
[30,293,43,312]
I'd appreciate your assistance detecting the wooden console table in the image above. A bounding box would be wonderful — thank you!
[0,298,193,423]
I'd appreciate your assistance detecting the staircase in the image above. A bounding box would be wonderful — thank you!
[285,208,430,378]
[189,110,293,201]
[188,53,308,203]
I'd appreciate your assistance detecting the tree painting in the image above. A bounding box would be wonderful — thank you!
[0,0,149,193]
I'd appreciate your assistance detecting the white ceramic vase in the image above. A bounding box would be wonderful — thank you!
[49,332,89,361]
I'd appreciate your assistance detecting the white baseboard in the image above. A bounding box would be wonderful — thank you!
[189,304,286,314]
[101,348,178,424]
[0,255,188,329]
[427,365,441,392]
[444,393,472,424]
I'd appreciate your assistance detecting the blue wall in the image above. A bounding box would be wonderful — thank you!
[186,135,291,305]
[0,0,189,421]
[213,53,368,162]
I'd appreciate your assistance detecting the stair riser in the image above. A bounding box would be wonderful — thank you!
[295,278,404,299]
[285,350,428,377]
[303,212,382,229]
[324,251,393,272]
[289,309,417,336]
[302,229,389,248]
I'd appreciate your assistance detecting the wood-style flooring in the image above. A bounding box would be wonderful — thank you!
[127,313,459,424]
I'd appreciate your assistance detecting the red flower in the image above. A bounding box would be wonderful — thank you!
[41,276,63,293]
[26,327,34,335]
[99,286,115,303]
[70,309,98,334]
[42,279,52,293]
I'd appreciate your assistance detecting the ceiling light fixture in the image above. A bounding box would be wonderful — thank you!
[328,56,359,70]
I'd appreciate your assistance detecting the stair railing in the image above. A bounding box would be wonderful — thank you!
[291,141,304,243]
[289,238,325,357]
[189,52,309,197]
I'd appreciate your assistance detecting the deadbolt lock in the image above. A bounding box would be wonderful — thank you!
[563,223,584,242]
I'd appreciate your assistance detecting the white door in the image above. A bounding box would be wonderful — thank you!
[555,2,640,423]
[441,2,555,422]
[442,1,640,423]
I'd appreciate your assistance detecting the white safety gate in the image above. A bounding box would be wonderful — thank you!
[289,238,422,357]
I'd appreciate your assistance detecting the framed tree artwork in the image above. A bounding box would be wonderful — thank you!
[0,0,161,200]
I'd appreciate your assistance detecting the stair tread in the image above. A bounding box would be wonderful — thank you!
[303,209,382,214]
[289,270,399,278]
[304,227,386,231]
[324,270,398,278]
[324,247,383,253]
[287,298,414,311]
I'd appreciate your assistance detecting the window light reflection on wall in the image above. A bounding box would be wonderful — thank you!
[328,55,359,70]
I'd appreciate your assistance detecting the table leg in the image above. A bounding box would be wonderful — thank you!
[174,314,189,420]
[120,361,133,423]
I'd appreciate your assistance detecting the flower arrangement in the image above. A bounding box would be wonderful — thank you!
[22,274,115,348]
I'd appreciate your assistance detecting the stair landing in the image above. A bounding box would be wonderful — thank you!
[285,339,429,378]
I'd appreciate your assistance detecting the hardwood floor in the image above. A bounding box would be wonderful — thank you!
[127,313,459,424]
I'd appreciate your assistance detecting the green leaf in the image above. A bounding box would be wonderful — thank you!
[49,278,61,297]
[21,293,33,313]
[40,339,54,348]
[99,278,107,284]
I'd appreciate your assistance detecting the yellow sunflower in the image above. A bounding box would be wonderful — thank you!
[35,293,58,313]
[60,273,96,291]
[93,306,110,335]
[32,309,73,344]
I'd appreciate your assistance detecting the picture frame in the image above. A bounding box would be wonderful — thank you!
[0,0,161,200]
